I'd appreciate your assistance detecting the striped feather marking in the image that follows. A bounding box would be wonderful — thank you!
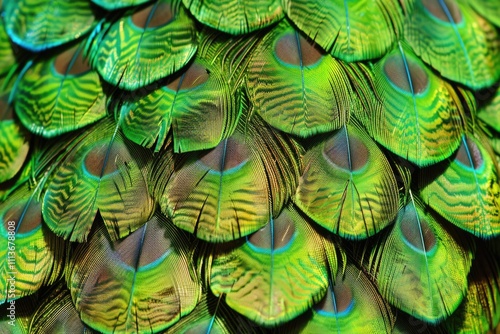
[295,124,399,239]
[119,59,241,153]
[0,97,30,183]
[280,265,395,333]
[15,44,106,138]
[282,0,411,61]
[0,189,64,304]
[405,0,500,89]
[68,214,200,333]
[419,134,500,238]
[210,206,329,326]
[4,0,94,51]
[182,0,283,35]
[362,42,466,166]
[369,197,473,323]
[162,118,302,242]
[88,0,197,90]
[42,120,154,242]
[247,23,353,137]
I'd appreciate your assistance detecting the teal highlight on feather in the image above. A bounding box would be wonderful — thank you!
[361,42,465,166]
[247,23,354,137]
[92,0,154,10]
[118,59,241,153]
[14,42,106,138]
[419,132,500,238]
[68,213,200,333]
[283,0,412,62]
[4,0,95,51]
[405,0,500,89]
[369,196,473,323]
[88,0,197,90]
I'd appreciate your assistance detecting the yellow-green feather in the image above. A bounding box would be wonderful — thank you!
[405,0,500,89]
[210,206,332,327]
[67,213,200,333]
[369,196,474,323]
[87,0,197,90]
[419,133,500,238]
[282,0,413,62]
[4,0,95,51]
[295,123,399,239]
[182,0,283,35]
[14,44,106,138]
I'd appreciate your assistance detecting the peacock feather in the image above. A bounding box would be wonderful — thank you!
[1,0,500,333]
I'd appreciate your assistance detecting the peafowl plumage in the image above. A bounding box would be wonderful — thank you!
[0,0,500,333]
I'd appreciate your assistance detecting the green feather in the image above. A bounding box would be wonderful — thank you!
[368,195,474,323]
[4,0,95,51]
[282,0,413,62]
[444,247,500,334]
[295,123,399,239]
[0,21,16,79]
[466,0,500,27]
[160,117,302,242]
[14,43,106,138]
[30,282,98,333]
[360,42,467,166]
[210,206,333,327]
[0,97,30,183]
[166,290,265,333]
[419,133,500,238]
[87,0,197,90]
[182,0,283,35]
[118,58,242,153]
[280,265,396,333]
[0,294,37,334]
[0,183,65,304]
[67,213,200,333]
[91,0,153,10]
[405,0,500,89]
[42,118,154,242]
[246,23,355,137]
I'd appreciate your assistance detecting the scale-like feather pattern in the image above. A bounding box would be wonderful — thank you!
[210,206,333,326]
[182,0,283,35]
[88,0,197,90]
[14,44,106,138]
[0,184,65,304]
[419,133,500,238]
[119,59,241,153]
[247,23,354,137]
[4,0,94,51]
[405,0,500,89]
[282,0,413,62]
[42,118,154,242]
[361,42,466,166]
[67,213,200,333]
[295,123,399,239]
[161,118,302,242]
[369,197,474,323]
[279,265,395,333]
